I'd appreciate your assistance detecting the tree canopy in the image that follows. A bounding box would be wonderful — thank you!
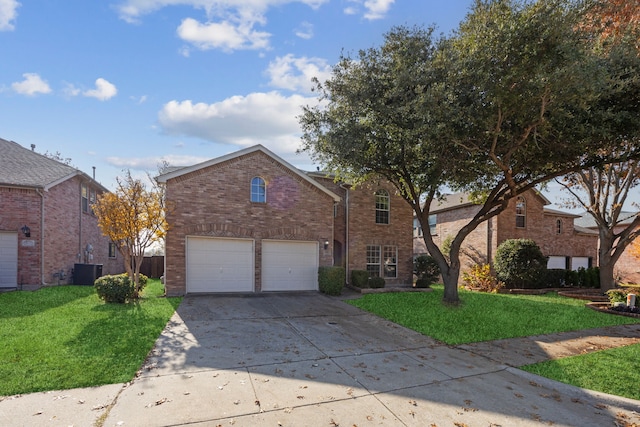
[299,0,640,303]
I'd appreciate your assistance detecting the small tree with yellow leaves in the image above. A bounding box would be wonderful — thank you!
[93,170,167,299]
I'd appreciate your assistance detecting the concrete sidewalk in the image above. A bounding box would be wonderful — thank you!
[1,293,639,427]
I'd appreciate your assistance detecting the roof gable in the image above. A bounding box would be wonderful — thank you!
[0,137,105,191]
[156,144,341,202]
[430,190,552,214]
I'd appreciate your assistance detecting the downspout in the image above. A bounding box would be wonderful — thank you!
[36,188,47,285]
[340,183,352,284]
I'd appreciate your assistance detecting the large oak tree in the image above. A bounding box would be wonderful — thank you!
[299,0,640,304]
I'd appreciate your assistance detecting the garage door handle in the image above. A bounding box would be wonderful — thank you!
[289,268,292,274]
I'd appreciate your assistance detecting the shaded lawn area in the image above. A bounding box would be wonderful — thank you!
[346,286,640,345]
[347,286,640,400]
[0,279,181,396]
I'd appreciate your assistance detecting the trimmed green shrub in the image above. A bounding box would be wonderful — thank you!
[94,273,149,303]
[318,266,345,296]
[413,255,440,287]
[94,274,135,303]
[494,239,547,289]
[368,276,385,288]
[351,270,370,288]
[462,263,504,293]
[545,269,567,287]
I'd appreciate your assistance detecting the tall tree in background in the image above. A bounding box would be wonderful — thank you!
[557,156,640,290]
[556,0,640,290]
[300,0,640,304]
[93,170,167,298]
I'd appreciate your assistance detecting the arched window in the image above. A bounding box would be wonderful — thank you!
[251,177,266,203]
[375,189,389,224]
[556,219,563,234]
[515,196,526,228]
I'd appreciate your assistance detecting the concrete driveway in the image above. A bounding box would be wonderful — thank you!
[2,293,639,426]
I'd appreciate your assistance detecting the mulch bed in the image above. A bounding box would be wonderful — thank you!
[586,302,640,319]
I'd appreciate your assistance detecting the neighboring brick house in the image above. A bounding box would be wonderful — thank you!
[575,212,640,285]
[413,190,599,282]
[0,138,123,289]
[157,144,413,296]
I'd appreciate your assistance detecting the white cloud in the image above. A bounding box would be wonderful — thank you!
[115,0,328,22]
[83,78,117,101]
[294,21,313,39]
[177,17,270,52]
[157,91,314,153]
[115,0,329,52]
[266,54,331,93]
[106,154,210,170]
[12,73,51,96]
[363,0,395,20]
[63,83,81,97]
[0,0,19,31]
[344,0,394,20]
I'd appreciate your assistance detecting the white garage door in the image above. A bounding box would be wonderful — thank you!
[262,240,318,291]
[186,237,254,293]
[0,232,18,288]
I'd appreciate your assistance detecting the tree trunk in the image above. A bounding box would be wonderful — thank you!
[599,233,617,291]
[441,266,461,304]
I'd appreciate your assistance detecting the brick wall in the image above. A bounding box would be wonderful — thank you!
[496,194,598,264]
[0,178,124,287]
[344,180,413,286]
[164,150,336,295]
[612,225,640,285]
[0,187,42,285]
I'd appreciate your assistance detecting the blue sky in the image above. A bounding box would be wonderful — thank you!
[1,0,472,186]
[3,0,632,212]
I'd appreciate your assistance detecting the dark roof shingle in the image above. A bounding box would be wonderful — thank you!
[0,137,82,189]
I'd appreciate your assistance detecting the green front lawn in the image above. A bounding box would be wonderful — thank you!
[347,286,640,400]
[0,279,181,396]
[347,286,639,345]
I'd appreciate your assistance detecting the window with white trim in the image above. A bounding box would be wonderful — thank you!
[383,245,397,278]
[515,196,526,228]
[556,219,563,234]
[251,177,266,203]
[366,245,381,277]
[375,189,390,224]
[366,245,398,278]
[428,214,437,235]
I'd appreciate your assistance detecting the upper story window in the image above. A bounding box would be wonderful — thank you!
[556,219,563,234]
[81,184,89,213]
[413,218,423,237]
[251,177,266,203]
[515,196,526,228]
[375,189,390,224]
[108,242,117,258]
[428,214,437,235]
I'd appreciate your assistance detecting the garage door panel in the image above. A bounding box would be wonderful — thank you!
[186,237,254,293]
[262,240,318,292]
[0,232,18,288]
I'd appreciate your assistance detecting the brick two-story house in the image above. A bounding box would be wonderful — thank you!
[157,145,413,295]
[413,190,599,281]
[0,138,123,289]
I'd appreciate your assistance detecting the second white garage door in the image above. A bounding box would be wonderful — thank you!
[262,240,318,291]
[186,237,254,293]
